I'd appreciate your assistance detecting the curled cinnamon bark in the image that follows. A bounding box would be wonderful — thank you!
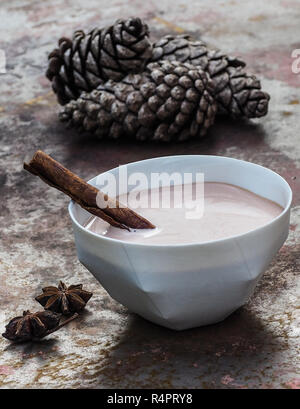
[24,150,155,230]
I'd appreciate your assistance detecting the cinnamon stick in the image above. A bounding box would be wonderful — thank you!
[24,150,155,230]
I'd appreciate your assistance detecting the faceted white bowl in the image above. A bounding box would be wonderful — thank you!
[68,155,292,330]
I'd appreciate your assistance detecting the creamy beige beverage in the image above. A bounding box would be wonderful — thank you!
[84,182,283,244]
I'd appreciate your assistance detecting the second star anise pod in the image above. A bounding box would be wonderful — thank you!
[2,310,61,342]
[2,310,78,343]
[35,281,93,315]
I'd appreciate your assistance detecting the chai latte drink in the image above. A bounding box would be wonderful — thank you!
[84,182,283,244]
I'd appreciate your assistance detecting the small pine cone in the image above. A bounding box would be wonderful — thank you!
[59,61,217,142]
[151,35,270,118]
[46,18,152,105]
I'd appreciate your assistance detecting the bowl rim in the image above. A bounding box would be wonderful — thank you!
[68,154,293,248]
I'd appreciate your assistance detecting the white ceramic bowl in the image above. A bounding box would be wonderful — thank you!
[69,155,292,330]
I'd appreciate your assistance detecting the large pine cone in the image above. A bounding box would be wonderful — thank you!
[46,18,152,105]
[151,35,270,118]
[59,61,217,142]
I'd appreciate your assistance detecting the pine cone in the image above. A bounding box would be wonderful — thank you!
[151,35,270,118]
[59,61,217,142]
[46,18,152,105]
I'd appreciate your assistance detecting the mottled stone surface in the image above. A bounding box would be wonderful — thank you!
[0,0,299,389]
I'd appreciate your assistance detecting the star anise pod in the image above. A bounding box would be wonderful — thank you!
[2,310,77,342]
[35,281,93,315]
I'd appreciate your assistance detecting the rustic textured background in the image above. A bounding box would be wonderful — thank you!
[0,0,299,389]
